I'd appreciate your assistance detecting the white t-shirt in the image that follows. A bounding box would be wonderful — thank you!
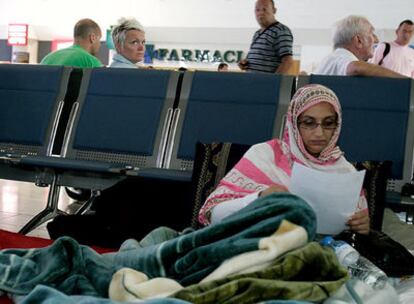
[370,41,414,78]
[314,48,359,76]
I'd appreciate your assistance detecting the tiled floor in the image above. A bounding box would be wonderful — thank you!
[0,179,73,239]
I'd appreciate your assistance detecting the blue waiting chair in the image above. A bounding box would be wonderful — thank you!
[0,64,72,180]
[164,70,295,176]
[0,64,77,233]
[18,68,180,233]
[298,75,414,187]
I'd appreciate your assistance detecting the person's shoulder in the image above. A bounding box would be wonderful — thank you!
[390,41,401,48]
[273,21,290,29]
[406,45,414,54]
[109,62,136,69]
[372,42,387,54]
[334,48,349,54]
[270,22,292,33]
[313,49,355,76]
[248,139,282,154]
[40,52,53,64]
[43,47,68,57]
[252,29,261,39]
[334,48,358,60]
[80,51,102,67]
[109,61,120,68]
[266,22,293,42]
[40,47,68,64]
[89,54,102,66]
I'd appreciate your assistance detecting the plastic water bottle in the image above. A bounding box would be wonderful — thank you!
[320,236,359,266]
[347,255,388,290]
[321,236,388,289]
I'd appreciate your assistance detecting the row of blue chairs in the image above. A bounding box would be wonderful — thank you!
[1,64,413,233]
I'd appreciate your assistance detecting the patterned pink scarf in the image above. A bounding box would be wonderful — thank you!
[285,84,343,165]
[199,84,361,225]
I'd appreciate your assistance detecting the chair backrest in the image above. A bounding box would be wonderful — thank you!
[62,68,179,169]
[0,64,72,157]
[299,75,414,183]
[164,71,294,170]
[51,68,83,155]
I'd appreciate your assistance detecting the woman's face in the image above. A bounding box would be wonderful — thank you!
[117,30,146,63]
[297,102,337,157]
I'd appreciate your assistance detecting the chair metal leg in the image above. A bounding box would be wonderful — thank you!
[75,190,101,215]
[19,174,67,235]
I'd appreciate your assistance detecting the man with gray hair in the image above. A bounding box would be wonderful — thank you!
[41,18,102,68]
[314,15,403,77]
[110,17,146,68]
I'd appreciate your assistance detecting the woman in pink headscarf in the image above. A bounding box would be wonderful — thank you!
[198,84,370,234]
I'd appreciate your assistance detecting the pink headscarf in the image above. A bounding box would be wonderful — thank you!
[198,84,360,225]
[283,84,344,167]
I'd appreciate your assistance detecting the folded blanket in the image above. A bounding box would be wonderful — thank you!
[109,268,184,302]
[108,193,316,285]
[108,219,307,302]
[18,285,191,304]
[200,220,308,283]
[0,193,315,300]
[171,242,348,304]
[0,238,115,297]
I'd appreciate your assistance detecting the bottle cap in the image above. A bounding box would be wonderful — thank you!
[320,236,333,246]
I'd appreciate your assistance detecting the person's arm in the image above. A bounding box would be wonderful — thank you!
[210,183,289,224]
[346,60,405,78]
[275,55,293,74]
[210,192,259,224]
[258,184,289,197]
[238,59,249,71]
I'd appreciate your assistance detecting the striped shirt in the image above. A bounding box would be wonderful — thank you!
[246,22,293,73]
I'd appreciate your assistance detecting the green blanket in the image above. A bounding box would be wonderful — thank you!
[172,242,348,304]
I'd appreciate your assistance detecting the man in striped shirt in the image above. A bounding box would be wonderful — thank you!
[239,0,293,74]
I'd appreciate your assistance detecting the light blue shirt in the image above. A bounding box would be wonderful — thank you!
[109,53,139,68]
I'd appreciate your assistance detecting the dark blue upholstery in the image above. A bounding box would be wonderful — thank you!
[308,75,411,179]
[73,68,170,155]
[0,65,74,235]
[177,71,284,159]
[0,65,65,146]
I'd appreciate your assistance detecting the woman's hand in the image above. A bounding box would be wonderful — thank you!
[347,210,370,235]
[259,184,289,198]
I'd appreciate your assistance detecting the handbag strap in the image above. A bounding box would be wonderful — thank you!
[378,42,391,66]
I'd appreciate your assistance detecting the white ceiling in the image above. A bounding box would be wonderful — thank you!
[0,0,413,40]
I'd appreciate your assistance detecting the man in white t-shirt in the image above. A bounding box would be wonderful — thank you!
[314,15,403,78]
[370,20,414,78]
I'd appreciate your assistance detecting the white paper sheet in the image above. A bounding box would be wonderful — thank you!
[289,162,365,235]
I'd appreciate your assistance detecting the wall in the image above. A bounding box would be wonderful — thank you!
[0,0,413,71]
[0,40,11,62]
[37,40,51,62]
[12,39,38,64]
[1,0,413,38]
[142,27,400,72]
